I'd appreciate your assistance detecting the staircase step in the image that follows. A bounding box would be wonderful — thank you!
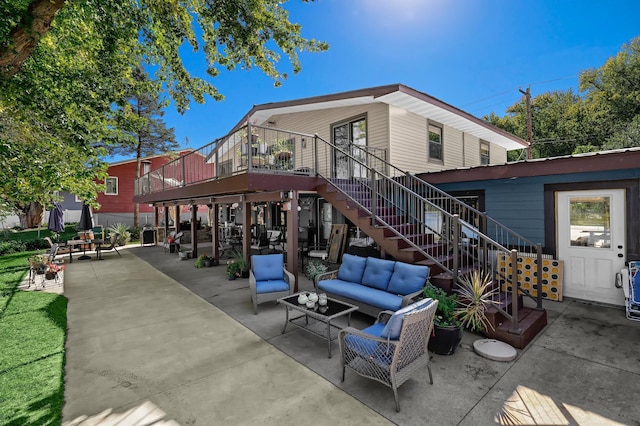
[485,293,524,329]
[486,308,548,349]
[429,266,478,294]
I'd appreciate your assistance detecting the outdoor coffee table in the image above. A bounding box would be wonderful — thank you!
[278,293,358,358]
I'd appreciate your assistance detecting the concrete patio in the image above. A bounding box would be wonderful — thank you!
[61,245,640,425]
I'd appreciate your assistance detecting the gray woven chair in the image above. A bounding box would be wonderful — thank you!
[249,253,295,314]
[338,298,438,412]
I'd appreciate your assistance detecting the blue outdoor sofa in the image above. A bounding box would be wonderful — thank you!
[314,254,430,317]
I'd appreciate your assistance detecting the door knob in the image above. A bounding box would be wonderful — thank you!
[618,253,624,258]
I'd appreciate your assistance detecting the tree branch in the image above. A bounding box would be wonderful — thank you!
[0,0,65,78]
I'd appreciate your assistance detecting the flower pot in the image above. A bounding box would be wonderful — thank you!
[228,275,236,280]
[241,269,250,278]
[203,259,212,267]
[428,324,464,355]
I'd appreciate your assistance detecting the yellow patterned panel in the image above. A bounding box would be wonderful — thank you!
[496,255,563,302]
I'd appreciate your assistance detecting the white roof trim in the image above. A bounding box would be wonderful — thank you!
[376,92,525,150]
[247,89,526,151]
[248,96,375,126]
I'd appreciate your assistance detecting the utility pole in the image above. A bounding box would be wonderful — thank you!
[519,86,533,159]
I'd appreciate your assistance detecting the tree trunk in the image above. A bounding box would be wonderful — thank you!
[18,202,44,229]
[0,0,66,77]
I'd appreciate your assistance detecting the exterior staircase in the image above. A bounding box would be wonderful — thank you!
[314,142,548,349]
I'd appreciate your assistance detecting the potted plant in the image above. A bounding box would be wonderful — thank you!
[424,282,464,355]
[306,260,328,284]
[231,249,249,277]
[195,253,213,268]
[226,261,242,280]
[454,270,497,334]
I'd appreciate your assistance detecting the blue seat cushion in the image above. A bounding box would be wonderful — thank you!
[361,257,396,291]
[387,262,429,296]
[255,279,289,294]
[337,254,367,284]
[344,323,393,367]
[317,279,403,311]
[381,298,433,340]
[252,253,284,282]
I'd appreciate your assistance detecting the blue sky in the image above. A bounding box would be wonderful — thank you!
[155,0,640,155]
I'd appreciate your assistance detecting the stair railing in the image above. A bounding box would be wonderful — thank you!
[314,135,545,332]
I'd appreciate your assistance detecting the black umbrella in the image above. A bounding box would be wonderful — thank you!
[47,202,65,233]
[79,203,93,231]
[78,203,94,260]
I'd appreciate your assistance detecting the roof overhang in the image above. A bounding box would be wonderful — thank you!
[233,84,527,151]
[418,148,640,184]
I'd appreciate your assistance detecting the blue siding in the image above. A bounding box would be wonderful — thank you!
[435,168,640,247]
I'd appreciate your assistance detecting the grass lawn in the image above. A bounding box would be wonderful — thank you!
[0,251,67,426]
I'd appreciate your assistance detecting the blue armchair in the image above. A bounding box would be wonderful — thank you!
[249,253,295,314]
[338,297,438,412]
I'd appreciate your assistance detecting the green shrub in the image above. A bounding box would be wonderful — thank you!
[424,282,461,327]
[108,223,131,246]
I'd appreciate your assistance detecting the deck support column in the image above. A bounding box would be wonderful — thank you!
[191,204,198,258]
[286,191,299,292]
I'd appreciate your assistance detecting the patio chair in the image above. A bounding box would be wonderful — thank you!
[625,261,640,321]
[219,239,235,259]
[44,237,72,256]
[97,233,122,259]
[251,231,270,255]
[268,230,284,252]
[249,253,294,314]
[338,297,438,412]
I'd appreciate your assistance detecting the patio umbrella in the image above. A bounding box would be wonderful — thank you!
[78,203,93,260]
[47,202,65,234]
[79,203,93,232]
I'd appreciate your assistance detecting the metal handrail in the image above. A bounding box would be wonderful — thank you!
[135,125,544,330]
[313,134,543,331]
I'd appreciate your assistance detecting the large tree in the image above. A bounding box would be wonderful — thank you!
[0,0,327,226]
[110,67,180,228]
[487,36,640,159]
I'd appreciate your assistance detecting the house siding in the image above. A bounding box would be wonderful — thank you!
[434,168,640,249]
[464,134,480,167]
[270,103,389,149]
[387,106,508,173]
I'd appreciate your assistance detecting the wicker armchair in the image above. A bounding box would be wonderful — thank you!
[338,298,438,412]
[249,253,294,314]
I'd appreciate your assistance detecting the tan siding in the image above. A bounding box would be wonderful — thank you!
[271,104,388,146]
[464,134,480,166]
[443,126,464,169]
[388,105,428,173]
[491,143,507,164]
[269,104,388,175]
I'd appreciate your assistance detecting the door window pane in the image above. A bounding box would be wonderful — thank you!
[569,196,611,248]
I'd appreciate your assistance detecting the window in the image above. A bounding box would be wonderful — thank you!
[332,116,367,178]
[105,177,118,195]
[142,161,151,176]
[428,123,443,162]
[480,141,490,165]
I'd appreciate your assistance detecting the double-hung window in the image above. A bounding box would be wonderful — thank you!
[428,123,443,162]
[480,141,490,165]
[105,176,118,195]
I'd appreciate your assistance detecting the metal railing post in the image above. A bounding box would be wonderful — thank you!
[509,249,522,334]
[181,158,186,187]
[453,214,460,280]
[314,134,319,175]
[370,169,377,226]
[536,243,543,310]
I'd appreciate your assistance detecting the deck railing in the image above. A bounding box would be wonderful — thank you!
[136,125,544,332]
[134,124,319,196]
[312,134,544,333]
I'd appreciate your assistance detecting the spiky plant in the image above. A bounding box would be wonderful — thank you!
[454,270,497,333]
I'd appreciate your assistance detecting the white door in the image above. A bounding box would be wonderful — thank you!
[557,189,626,305]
